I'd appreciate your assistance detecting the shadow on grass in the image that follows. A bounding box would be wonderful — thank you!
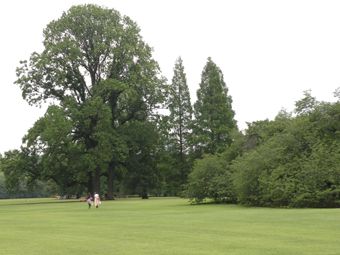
[0,199,81,207]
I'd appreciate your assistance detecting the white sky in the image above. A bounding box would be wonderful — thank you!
[1,0,340,154]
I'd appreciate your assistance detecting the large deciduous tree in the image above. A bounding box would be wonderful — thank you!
[193,57,236,156]
[15,4,165,197]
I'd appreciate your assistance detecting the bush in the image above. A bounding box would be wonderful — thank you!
[185,154,236,203]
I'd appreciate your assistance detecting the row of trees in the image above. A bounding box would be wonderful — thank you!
[1,4,339,207]
[0,4,236,200]
[186,91,340,207]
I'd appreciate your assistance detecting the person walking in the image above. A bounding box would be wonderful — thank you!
[94,193,101,208]
[86,194,93,209]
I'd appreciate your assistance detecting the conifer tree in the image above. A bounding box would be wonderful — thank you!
[166,57,193,189]
[168,57,193,155]
[193,57,236,156]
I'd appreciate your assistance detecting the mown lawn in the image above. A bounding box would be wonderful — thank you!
[0,197,339,255]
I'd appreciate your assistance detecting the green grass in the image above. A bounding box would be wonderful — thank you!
[0,198,339,255]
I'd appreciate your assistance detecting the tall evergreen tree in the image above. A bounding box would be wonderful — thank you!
[193,57,236,156]
[168,58,193,155]
[166,57,193,188]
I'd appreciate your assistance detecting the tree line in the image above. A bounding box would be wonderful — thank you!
[187,90,340,207]
[0,4,339,207]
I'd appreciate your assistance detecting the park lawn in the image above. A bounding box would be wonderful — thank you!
[0,198,339,255]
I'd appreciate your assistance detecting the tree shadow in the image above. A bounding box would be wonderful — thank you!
[0,199,80,207]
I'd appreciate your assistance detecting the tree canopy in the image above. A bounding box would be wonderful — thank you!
[13,4,165,198]
[1,4,339,207]
[193,57,237,156]
[188,93,340,207]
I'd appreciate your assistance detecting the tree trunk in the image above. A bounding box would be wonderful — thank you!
[87,172,94,195]
[93,167,101,194]
[141,188,149,199]
[106,163,115,200]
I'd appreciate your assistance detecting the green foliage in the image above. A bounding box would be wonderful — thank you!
[187,93,340,208]
[185,129,244,204]
[14,4,165,197]
[0,150,55,198]
[167,57,193,154]
[232,101,340,207]
[193,58,236,156]
[120,121,160,198]
[186,153,236,204]
[16,4,164,108]
[23,105,86,195]
[6,4,340,208]
[334,87,340,101]
[1,150,38,193]
[243,112,291,151]
[160,57,193,194]
[294,90,318,115]
[0,172,7,198]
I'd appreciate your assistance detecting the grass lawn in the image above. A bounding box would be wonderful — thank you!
[0,197,339,255]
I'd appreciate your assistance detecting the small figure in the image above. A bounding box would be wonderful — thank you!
[94,193,101,208]
[86,194,93,209]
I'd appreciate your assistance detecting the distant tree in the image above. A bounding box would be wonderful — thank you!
[0,149,55,198]
[0,171,7,198]
[193,58,236,156]
[1,150,37,193]
[295,90,318,115]
[334,87,340,101]
[243,111,291,151]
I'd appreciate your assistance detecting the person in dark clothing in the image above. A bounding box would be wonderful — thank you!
[86,194,93,209]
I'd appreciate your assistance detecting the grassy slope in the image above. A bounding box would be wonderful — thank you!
[0,198,339,255]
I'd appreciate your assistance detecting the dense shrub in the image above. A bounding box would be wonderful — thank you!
[232,101,340,207]
[186,154,236,203]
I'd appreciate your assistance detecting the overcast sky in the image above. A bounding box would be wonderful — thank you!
[1,0,339,154]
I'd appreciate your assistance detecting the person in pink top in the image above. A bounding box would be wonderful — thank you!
[94,193,101,208]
